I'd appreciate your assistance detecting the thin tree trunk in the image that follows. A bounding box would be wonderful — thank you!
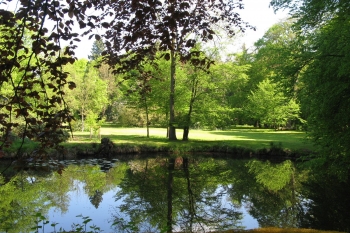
[81,107,85,132]
[144,96,150,138]
[167,158,175,233]
[183,126,189,141]
[290,168,297,226]
[165,111,169,138]
[183,157,195,231]
[169,48,177,140]
[182,77,197,141]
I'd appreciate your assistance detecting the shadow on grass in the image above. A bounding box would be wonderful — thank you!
[207,130,311,149]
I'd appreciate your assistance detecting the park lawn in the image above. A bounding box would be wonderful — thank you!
[65,126,315,152]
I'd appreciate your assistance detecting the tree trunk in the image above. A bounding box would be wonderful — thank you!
[81,107,85,132]
[183,126,189,141]
[144,96,150,138]
[183,157,195,230]
[167,158,175,233]
[169,48,177,140]
[182,77,197,141]
[169,126,177,140]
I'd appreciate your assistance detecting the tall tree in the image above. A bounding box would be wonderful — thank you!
[0,8,77,156]
[101,0,253,140]
[123,67,154,137]
[0,0,120,157]
[209,54,251,126]
[244,79,300,129]
[64,59,108,132]
[89,39,105,61]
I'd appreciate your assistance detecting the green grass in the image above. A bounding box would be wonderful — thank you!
[65,126,315,152]
[3,126,315,157]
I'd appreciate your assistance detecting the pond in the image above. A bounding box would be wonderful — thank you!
[0,155,349,233]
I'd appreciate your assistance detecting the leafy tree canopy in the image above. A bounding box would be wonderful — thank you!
[270,0,350,179]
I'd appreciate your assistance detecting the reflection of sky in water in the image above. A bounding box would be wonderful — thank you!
[241,205,259,229]
[46,181,259,232]
[47,181,124,232]
[215,185,259,230]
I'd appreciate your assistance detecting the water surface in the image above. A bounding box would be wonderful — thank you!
[0,156,349,232]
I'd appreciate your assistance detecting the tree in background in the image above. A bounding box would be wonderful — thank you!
[122,67,154,137]
[89,39,122,122]
[239,19,308,129]
[89,39,105,61]
[244,79,300,129]
[210,53,251,127]
[64,59,108,132]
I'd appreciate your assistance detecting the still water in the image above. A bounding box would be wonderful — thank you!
[0,156,349,233]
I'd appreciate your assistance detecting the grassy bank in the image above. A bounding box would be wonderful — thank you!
[2,126,315,158]
[69,126,313,149]
[63,126,315,155]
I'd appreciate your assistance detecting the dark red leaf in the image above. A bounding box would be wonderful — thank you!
[164,53,170,60]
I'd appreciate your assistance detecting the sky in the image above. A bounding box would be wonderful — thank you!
[236,0,289,50]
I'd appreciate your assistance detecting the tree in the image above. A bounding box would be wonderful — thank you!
[208,53,251,127]
[95,62,121,121]
[244,79,300,129]
[179,46,223,140]
[101,0,253,140]
[0,0,111,158]
[124,67,154,137]
[180,65,201,140]
[0,11,76,157]
[299,18,350,177]
[0,0,254,154]
[252,20,303,95]
[247,19,311,128]
[89,39,105,61]
[64,59,108,132]
[270,0,350,178]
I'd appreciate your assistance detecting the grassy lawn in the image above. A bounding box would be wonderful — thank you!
[65,126,315,152]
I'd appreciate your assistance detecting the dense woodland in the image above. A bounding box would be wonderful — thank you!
[0,0,350,179]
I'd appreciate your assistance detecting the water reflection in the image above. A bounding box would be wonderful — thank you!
[299,172,350,232]
[112,157,242,233]
[0,156,349,232]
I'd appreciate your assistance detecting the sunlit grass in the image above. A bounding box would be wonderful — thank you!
[66,126,315,151]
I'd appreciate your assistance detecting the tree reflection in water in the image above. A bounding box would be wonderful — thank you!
[299,171,350,232]
[112,157,242,233]
[0,156,349,232]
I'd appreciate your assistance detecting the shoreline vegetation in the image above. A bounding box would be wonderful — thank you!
[2,125,316,161]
